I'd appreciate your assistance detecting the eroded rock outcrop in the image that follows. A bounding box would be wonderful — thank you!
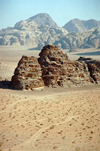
[11,45,100,90]
[38,45,69,87]
[38,45,93,87]
[11,56,44,90]
[78,57,100,84]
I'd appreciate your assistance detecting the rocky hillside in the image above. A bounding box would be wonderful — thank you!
[0,13,67,48]
[54,28,100,50]
[63,18,100,32]
[11,45,100,90]
[0,13,100,50]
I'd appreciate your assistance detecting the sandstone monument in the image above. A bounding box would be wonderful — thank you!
[11,45,100,90]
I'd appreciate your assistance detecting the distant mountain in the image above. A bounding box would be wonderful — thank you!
[14,20,38,30]
[0,13,100,51]
[0,13,67,47]
[54,27,100,50]
[27,13,58,28]
[14,13,58,30]
[63,18,100,32]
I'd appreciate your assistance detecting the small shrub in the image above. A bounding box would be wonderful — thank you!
[49,125,55,130]
[0,141,3,147]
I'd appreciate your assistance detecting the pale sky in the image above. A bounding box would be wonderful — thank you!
[0,0,100,29]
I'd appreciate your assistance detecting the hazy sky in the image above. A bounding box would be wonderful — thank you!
[0,0,100,29]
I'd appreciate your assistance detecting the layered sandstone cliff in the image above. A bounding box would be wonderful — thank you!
[38,45,93,87]
[11,56,44,90]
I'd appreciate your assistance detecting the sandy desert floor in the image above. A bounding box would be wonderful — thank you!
[0,46,100,151]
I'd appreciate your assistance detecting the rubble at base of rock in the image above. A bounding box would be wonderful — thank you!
[11,45,100,90]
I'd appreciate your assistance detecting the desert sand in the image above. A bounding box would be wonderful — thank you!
[0,46,100,151]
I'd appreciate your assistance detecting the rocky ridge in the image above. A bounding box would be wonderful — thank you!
[54,28,100,49]
[0,24,67,49]
[63,18,100,33]
[0,13,100,50]
[11,45,100,90]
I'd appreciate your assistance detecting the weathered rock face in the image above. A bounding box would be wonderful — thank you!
[78,57,100,84]
[38,45,92,87]
[11,45,100,90]
[11,56,44,90]
[60,61,93,87]
[38,45,69,87]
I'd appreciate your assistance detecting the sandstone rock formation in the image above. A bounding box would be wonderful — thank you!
[38,45,69,87]
[38,45,93,87]
[11,45,100,90]
[11,56,44,90]
[78,57,100,84]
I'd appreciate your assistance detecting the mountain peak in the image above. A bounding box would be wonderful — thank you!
[27,13,58,28]
[63,18,100,32]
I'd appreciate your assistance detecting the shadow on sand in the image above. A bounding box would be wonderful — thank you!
[74,51,100,56]
[0,80,11,89]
